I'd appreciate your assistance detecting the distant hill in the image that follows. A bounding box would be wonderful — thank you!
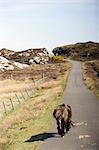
[0,48,49,65]
[52,41,99,61]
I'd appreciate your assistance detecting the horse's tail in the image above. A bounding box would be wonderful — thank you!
[67,105,75,127]
[67,104,72,120]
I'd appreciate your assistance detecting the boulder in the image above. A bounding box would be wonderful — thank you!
[29,59,35,64]
[0,56,14,71]
[0,56,9,63]
[14,62,29,69]
[33,56,41,64]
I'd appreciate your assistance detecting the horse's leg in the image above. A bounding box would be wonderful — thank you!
[66,120,71,132]
[61,119,65,137]
[56,119,61,135]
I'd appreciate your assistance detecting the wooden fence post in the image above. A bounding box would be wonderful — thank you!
[15,94,21,104]
[20,91,25,100]
[42,73,45,81]
[10,98,14,110]
[25,89,29,97]
[33,80,35,87]
[2,101,7,115]
[30,85,34,93]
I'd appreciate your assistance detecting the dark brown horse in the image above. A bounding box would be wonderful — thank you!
[53,104,73,137]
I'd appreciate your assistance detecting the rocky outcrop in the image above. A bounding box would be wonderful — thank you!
[0,48,49,71]
[0,56,14,71]
[52,41,99,61]
[0,48,49,65]
[0,56,29,71]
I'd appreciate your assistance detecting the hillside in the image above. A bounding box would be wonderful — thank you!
[52,41,99,61]
[0,48,49,65]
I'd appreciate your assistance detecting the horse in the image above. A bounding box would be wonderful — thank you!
[53,103,74,137]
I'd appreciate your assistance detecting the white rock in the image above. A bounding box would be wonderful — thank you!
[14,62,29,69]
[0,63,14,71]
[29,59,35,64]
[33,56,40,64]
[6,64,14,70]
[79,135,91,139]
[0,56,9,63]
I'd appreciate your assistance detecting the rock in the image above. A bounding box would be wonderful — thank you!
[0,56,14,71]
[14,62,29,69]
[33,56,41,64]
[79,135,91,139]
[0,56,29,71]
[0,56,9,63]
[0,48,49,65]
[0,62,14,71]
[5,64,14,70]
[29,59,35,64]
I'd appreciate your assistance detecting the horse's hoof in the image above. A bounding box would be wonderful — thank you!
[61,135,65,138]
[61,133,65,137]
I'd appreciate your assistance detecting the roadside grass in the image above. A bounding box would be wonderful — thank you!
[82,61,99,98]
[0,79,34,102]
[0,63,71,150]
[0,61,70,103]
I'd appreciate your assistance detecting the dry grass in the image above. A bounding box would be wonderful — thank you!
[0,61,69,102]
[0,79,34,102]
[0,77,68,150]
[0,61,68,81]
[0,61,71,150]
[0,84,62,130]
[82,60,99,98]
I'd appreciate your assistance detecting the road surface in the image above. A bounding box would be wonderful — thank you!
[40,61,99,150]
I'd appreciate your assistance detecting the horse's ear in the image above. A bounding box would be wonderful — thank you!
[67,105,71,110]
[60,104,65,107]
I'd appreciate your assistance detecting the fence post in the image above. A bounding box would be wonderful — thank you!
[2,101,7,115]
[25,89,29,97]
[42,73,45,81]
[20,91,25,100]
[15,94,21,104]
[30,85,34,93]
[33,80,35,87]
[10,98,14,110]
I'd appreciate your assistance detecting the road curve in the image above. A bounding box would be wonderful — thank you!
[40,61,99,150]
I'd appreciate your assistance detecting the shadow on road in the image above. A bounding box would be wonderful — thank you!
[25,132,58,142]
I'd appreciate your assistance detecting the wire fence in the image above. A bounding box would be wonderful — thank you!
[0,73,47,118]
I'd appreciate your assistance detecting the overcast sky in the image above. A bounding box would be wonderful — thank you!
[0,0,99,52]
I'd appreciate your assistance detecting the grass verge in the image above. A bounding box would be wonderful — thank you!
[0,63,71,150]
[82,61,99,98]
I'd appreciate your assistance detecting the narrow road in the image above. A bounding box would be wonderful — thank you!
[40,61,99,150]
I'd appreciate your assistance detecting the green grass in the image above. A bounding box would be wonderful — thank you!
[0,89,62,150]
[4,95,61,150]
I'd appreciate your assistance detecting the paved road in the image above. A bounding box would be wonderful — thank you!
[40,61,99,150]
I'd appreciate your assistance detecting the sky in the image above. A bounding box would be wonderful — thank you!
[0,0,99,53]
